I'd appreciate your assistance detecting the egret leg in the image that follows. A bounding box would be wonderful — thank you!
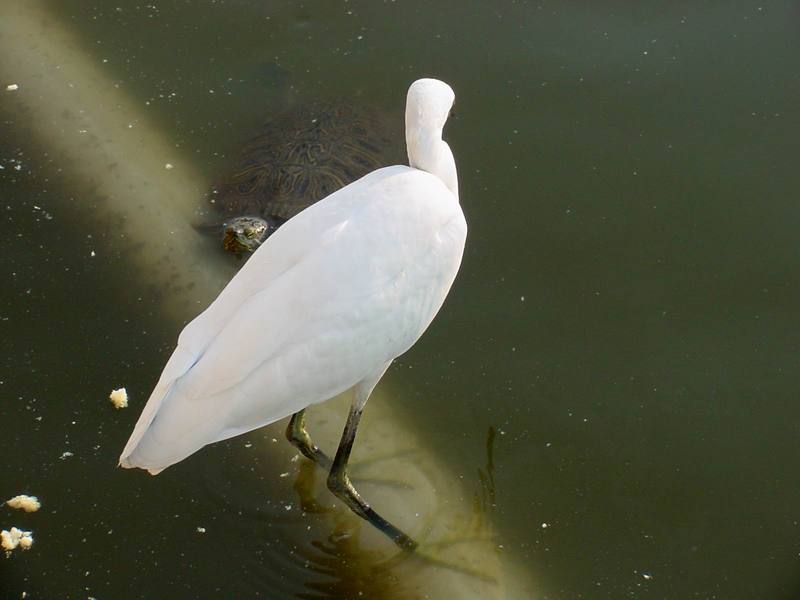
[326,368,417,551]
[286,409,332,470]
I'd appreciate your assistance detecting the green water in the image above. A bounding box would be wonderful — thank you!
[2,1,800,598]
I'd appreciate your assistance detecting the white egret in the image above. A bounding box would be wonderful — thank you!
[119,78,466,549]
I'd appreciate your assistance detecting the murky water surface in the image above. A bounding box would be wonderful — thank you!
[2,1,800,598]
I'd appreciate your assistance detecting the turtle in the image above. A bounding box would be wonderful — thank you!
[209,98,404,255]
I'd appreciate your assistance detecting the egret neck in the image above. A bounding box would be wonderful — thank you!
[405,79,459,199]
[407,129,458,199]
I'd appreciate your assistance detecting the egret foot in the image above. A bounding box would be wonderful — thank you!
[286,409,332,470]
[327,396,418,552]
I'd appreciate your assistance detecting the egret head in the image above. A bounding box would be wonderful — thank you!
[405,78,455,134]
[222,215,270,254]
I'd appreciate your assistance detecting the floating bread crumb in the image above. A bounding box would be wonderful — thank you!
[0,529,16,551]
[6,495,40,512]
[109,387,128,409]
[18,534,33,550]
[1,527,33,552]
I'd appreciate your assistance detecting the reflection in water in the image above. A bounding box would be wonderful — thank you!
[475,426,497,518]
[293,459,331,515]
[161,422,506,598]
[285,440,502,599]
[292,532,409,600]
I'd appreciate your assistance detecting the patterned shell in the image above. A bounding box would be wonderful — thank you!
[213,100,404,221]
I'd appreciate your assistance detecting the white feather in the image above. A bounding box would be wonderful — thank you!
[119,79,466,475]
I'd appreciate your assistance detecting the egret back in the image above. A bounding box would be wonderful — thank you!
[120,165,466,473]
[118,175,375,469]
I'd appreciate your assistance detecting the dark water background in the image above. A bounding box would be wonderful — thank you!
[2,0,800,598]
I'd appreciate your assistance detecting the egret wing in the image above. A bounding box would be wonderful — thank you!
[119,167,409,465]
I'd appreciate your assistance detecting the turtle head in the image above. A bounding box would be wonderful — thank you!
[222,216,270,254]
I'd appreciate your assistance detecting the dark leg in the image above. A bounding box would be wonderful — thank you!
[285,409,332,470]
[326,398,417,551]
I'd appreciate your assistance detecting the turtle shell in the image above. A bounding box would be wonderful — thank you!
[213,100,404,222]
